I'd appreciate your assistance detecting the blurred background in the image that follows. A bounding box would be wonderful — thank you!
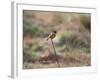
[23,10,91,69]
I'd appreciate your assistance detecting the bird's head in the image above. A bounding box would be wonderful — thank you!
[53,30,57,34]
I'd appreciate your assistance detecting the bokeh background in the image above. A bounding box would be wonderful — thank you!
[23,10,91,69]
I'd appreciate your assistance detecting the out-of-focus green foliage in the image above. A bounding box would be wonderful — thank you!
[56,35,66,46]
[56,31,90,53]
[23,21,43,37]
[80,14,91,31]
[23,47,36,62]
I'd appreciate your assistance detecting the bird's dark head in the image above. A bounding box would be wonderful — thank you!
[53,30,57,34]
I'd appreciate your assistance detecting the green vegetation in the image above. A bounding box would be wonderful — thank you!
[80,14,91,31]
[23,22,43,37]
[23,47,36,62]
[56,31,90,54]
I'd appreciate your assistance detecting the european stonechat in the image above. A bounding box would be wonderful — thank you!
[46,31,57,41]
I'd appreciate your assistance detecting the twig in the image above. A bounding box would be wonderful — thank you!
[50,39,60,67]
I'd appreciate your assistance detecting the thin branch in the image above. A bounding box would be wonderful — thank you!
[50,39,60,67]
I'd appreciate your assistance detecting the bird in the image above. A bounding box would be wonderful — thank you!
[46,31,57,41]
